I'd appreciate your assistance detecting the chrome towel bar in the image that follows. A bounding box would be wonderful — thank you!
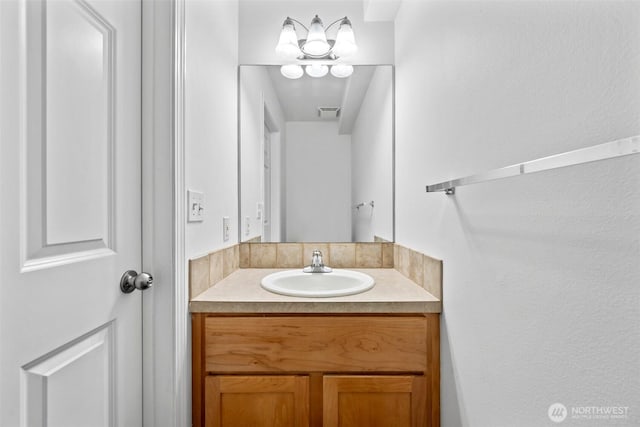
[425,135,640,194]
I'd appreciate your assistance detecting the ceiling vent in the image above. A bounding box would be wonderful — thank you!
[318,107,341,120]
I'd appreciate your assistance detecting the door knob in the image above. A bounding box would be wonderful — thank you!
[120,270,153,294]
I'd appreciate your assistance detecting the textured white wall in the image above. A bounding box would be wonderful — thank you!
[239,0,394,65]
[395,1,640,426]
[286,121,352,242]
[185,0,239,258]
[351,66,394,242]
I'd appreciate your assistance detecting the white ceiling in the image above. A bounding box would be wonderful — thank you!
[267,66,347,122]
[266,65,376,131]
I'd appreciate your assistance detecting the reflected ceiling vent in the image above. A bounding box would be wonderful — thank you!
[318,107,341,119]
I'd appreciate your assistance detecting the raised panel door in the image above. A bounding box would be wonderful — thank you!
[205,375,310,427]
[323,375,427,427]
[0,1,142,425]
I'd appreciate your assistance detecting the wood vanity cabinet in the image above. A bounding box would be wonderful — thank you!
[192,314,440,427]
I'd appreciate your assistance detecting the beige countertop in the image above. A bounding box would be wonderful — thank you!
[189,268,441,314]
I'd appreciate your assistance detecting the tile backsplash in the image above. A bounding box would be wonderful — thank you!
[189,242,442,301]
[240,242,393,269]
[188,245,239,299]
[395,244,443,300]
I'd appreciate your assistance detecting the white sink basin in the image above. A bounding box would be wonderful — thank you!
[261,269,375,298]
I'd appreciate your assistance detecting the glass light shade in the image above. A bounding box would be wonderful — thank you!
[302,15,331,56]
[330,64,353,78]
[275,23,302,59]
[332,20,357,58]
[280,64,304,79]
[305,63,329,78]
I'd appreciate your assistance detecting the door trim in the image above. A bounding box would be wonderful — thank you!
[141,0,189,425]
[173,0,189,425]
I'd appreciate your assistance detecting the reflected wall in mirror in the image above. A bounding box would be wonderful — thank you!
[239,65,393,243]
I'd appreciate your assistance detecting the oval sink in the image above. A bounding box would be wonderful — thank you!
[261,269,375,298]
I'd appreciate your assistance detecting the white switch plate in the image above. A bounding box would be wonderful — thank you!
[222,216,230,242]
[188,190,204,222]
[256,202,263,221]
[245,216,250,236]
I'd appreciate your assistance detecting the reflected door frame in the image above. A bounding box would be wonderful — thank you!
[263,122,272,242]
[262,101,282,243]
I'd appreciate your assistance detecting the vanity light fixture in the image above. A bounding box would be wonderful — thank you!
[280,64,305,79]
[276,14,357,80]
[330,64,354,78]
[305,63,329,78]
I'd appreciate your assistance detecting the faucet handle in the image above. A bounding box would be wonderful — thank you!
[311,250,323,266]
[303,249,332,273]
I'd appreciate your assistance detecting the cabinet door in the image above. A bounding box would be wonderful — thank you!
[323,376,426,427]
[205,375,309,427]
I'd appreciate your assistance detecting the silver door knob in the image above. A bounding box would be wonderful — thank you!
[120,270,153,294]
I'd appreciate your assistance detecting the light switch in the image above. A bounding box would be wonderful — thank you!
[245,216,250,236]
[188,190,204,222]
[223,216,230,241]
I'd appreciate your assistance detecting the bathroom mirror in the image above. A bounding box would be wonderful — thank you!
[239,65,394,243]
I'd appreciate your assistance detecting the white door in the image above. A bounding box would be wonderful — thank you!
[0,0,143,426]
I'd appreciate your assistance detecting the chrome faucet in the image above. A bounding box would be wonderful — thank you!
[303,250,332,273]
